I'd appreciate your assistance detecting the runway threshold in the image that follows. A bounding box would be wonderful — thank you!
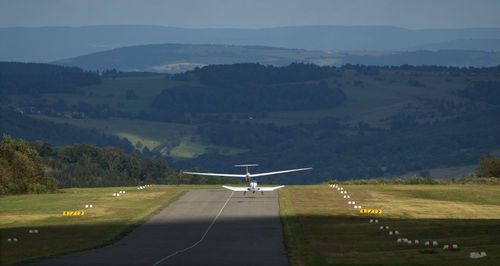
[30,189,288,266]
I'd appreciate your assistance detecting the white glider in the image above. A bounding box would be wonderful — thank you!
[183,164,311,195]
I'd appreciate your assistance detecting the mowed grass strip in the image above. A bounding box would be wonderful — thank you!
[280,184,500,265]
[0,185,185,265]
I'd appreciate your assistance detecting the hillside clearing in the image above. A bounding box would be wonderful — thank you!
[30,116,246,158]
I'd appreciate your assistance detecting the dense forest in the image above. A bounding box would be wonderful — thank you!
[0,62,101,96]
[153,63,346,114]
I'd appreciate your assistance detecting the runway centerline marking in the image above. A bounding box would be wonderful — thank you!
[152,191,234,266]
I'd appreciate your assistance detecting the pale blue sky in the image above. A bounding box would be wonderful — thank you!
[1,0,499,29]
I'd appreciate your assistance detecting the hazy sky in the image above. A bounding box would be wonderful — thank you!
[1,0,500,29]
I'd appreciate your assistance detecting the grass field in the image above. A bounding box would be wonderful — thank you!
[2,184,499,265]
[279,184,500,265]
[0,185,186,265]
[12,76,189,114]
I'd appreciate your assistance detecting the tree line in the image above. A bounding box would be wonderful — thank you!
[35,142,240,188]
[0,62,101,96]
[0,135,241,194]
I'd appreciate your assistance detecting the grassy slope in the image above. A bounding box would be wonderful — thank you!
[51,76,177,113]
[262,69,465,127]
[0,185,185,265]
[34,116,194,151]
[279,184,500,265]
[33,116,246,158]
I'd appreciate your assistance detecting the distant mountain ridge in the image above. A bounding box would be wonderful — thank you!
[55,43,500,73]
[412,38,500,51]
[2,25,500,62]
[54,43,343,72]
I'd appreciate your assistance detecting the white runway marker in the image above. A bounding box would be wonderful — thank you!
[470,251,487,259]
[152,191,234,266]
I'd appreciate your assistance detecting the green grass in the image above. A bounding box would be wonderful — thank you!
[79,76,186,113]
[53,76,187,113]
[279,187,326,266]
[0,185,185,265]
[279,184,500,265]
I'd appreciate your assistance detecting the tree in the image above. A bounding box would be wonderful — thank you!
[0,135,57,194]
[477,154,500,177]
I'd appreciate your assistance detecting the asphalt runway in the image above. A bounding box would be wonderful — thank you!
[30,189,288,266]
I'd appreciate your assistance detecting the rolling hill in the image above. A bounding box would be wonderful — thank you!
[3,62,500,183]
[54,44,343,73]
[55,43,500,73]
[2,25,500,62]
